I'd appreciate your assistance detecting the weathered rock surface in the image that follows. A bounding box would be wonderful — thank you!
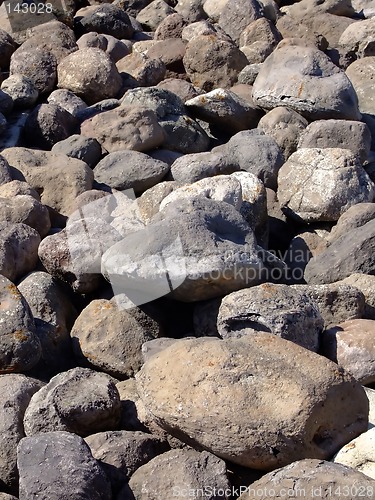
[334,427,375,480]
[136,334,369,469]
[341,273,375,319]
[23,367,121,437]
[17,431,111,500]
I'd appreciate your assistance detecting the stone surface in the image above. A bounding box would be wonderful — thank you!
[339,18,375,60]
[218,0,262,44]
[341,273,375,319]
[183,35,248,91]
[258,107,308,159]
[0,374,42,493]
[76,4,134,40]
[217,283,323,351]
[304,219,375,284]
[129,449,230,499]
[298,120,372,164]
[58,48,123,105]
[322,319,375,385]
[71,299,161,379]
[334,427,375,480]
[47,89,88,117]
[0,275,41,374]
[18,272,77,377]
[116,52,166,87]
[94,150,170,193]
[81,106,165,153]
[136,334,369,469]
[238,459,375,499]
[1,75,38,109]
[328,203,375,243]
[10,47,57,95]
[278,148,374,222]
[1,147,94,216]
[0,223,40,282]
[23,367,121,437]
[51,135,102,168]
[17,431,111,500]
[253,43,361,120]
[0,195,50,237]
[136,0,175,30]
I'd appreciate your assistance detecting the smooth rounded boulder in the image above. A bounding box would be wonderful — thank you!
[136,334,369,470]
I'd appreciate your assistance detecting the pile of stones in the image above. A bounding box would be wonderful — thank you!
[0,0,374,498]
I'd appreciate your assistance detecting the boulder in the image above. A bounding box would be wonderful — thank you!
[136,0,175,30]
[277,148,374,222]
[81,106,165,153]
[1,147,94,216]
[322,319,375,385]
[136,334,369,469]
[116,52,166,87]
[71,299,161,379]
[51,135,102,168]
[217,283,323,351]
[75,4,134,39]
[238,459,375,499]
[0,195,50,237]
[327,203,375,244]
[341,273,375,319]
[10,47,57,94]
[0,275,41,373]
[23,367,121,437]
[334,427,375,480]
[0,374,42,493]
[253,43,361,120]
[129,449,230,499]
[218,0,262,44]
[47,89,88,117]
[17,431,111,500]
[58,48,123,105]
[1,75,38,109]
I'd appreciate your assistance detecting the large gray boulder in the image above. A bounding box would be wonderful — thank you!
[217,283,324,351]
[253,43,361,120]
[278,148,374,222]
[136,334,369,470]
[17,431,111,500]
[23,367,121,437]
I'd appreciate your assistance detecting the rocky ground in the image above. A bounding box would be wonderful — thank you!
[0,0,375,498]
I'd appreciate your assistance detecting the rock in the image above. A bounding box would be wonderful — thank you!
[77,33,131,63]
[17,431,111,500]
[136,334,369,469]
[239,17,282,51]
[214,129,284,191]
[185,89,262,134]
[101,197,273,304]
[174,0,207,22]
[71,299,161,379]
[333,427,375,479]
[181,19,224,41]
[0,180,39,200]
[0,195,50,237]
[0,156,12,185]
[159,114,210,154]
[17,272,77,377]
[75,4,134,39]
[81,105,165,153]
[366,387,375,427]
[0,374,42,494]
[58,48,123,105]
[23,367,121,437]
[94,150,170,193]
[298,120,372,164]
[136,0,175,30]
[0,275,41,373]
[1,147,94,216]
[129,449,230,499]
[47,89,88,117]
[183,35,248,91]
[1,75,38,109]
[147,38,187,72]
[159,175,242,211]
[154,13,186,39]
[0,223,40,282]
[304,219,375,284]
[218,0,262,44]
[51,135,102,168]
[9,47,57,94]
[217,283,323,351]
[121,87,185,119]
[85,430,168,487]
[341,273,375,319]
[14,21,78,64]
[117,52,166,87]
[322,319,375,385]
[0,28,16,69]
[258,107,308,159]
[169,151,236,184]
[253,43,361,121]
[339,19,375,60]
[116,378,149,432]
[137,180,181,223]
[346,57,375,150]
[285,0,355,18]
[238,63,262,86]
[0,90,13,116]
[238,459,375,499]
[277,148,375,222]
[76,98,121,122]
[328,203,375,244]
[0,113,6,135]
[157,78,200,102]
[292,283,365,328]
[23,103,78,150]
